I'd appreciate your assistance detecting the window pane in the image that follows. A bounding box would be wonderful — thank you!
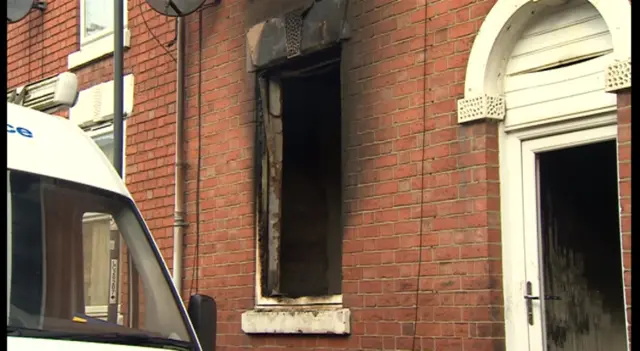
[85,0,114,38]
[82,215,111,307]
[7,171,44,328]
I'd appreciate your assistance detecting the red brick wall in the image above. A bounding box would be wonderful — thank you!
[7,0,183,325]
[168,0,506,350]
[8,0,506,349]
[617,90,632,346]
[121,1,179,267]
[179,0,256,336]
[8,0,182,248]
[7,1,631,350]
[6,0,177,108]
[7,0,76,90]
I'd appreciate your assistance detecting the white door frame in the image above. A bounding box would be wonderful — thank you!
[499,112,623,350]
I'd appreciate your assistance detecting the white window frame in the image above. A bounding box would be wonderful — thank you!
[68,0,131,70]
[80,0,115,46]
[81,213,118,318]
[81,119,127,322]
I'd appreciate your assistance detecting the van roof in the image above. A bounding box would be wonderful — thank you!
[7,102,130,198]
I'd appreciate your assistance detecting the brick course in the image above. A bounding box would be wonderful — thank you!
[7,0,630,350]
[618,90,632,347]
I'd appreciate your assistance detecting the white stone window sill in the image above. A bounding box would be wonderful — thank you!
[241,308,350,335]
[68,29,131,70]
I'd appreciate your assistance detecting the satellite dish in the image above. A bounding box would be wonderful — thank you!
[8,0,33,23]
[146,0,206,17]
[7,0,46,24]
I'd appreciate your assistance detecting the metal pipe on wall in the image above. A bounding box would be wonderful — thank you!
[173,16,187,296]
[111,0,134,326]
[113,0,124,174]
[113,0,138,328]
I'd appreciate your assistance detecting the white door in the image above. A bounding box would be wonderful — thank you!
[502,124,628,351]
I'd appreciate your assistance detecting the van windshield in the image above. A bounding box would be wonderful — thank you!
[7,170,194,349]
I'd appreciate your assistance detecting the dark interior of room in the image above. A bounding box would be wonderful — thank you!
[279,59,342,298]
[539,140,627,350]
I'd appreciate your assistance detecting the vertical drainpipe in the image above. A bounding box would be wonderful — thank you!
[173,16,187,296]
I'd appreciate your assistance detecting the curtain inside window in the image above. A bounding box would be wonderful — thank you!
[82,218,111,307]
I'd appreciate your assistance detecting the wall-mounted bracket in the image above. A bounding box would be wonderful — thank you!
[33,1,47,11]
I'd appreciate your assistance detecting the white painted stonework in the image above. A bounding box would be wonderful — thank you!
[68,29,132,70]
[457,94,506,123]
[503,54,616,131]
[69,74,135,127]
[457,0,631,124]
[241,308,350,335]
[605,57,632,93]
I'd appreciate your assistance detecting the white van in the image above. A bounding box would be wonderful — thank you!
[7,102,216,351]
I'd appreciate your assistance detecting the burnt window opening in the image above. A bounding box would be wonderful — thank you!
[255,46,343,299]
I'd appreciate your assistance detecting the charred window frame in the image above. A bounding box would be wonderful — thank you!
[253,46,343,306]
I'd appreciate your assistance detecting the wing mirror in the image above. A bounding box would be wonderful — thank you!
[187,294,217,351]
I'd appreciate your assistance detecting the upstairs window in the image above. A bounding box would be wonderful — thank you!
[82,0,116,44]
[69,0,130,69]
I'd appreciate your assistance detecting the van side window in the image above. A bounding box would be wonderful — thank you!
[8,171,45,329]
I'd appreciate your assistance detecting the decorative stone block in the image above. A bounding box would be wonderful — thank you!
[605,57,631,93]
[284,12,303,58]
[457,94,506,124]
[241,308,351,335]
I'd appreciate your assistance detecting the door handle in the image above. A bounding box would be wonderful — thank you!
[525,281,535,325]
[524,281,562,326]
[524,295,562,301]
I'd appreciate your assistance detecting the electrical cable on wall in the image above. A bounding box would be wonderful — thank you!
[189,6,205,297]
[138,0,217,298]
[138,0,177,62]
[187,0,219,298]
[411,2,430,350]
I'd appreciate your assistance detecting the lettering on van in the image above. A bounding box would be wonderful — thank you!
[7,124,33,138]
